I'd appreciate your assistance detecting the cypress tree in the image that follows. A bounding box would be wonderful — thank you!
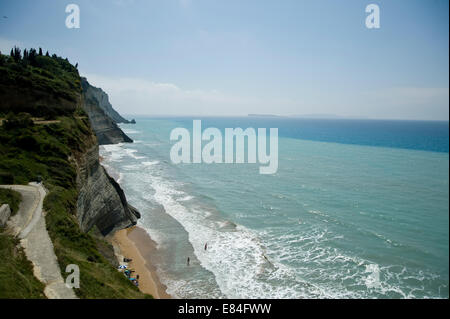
[12,46,21,62]
[29,48,37,66]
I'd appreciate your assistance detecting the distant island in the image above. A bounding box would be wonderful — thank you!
[248,113,350,119]
[248,114,285,118]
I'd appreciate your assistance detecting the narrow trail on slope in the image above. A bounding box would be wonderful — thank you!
[0,183,77,299]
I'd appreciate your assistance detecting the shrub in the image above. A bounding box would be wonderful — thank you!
[0,172,14,184]
[0,188,21,215]
[4,112,34,130]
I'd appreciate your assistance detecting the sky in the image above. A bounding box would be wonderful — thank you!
[0,0,448,120]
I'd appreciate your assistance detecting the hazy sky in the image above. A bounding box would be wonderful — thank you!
[0,0,448,120]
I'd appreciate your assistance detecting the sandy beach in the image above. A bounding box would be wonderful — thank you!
[111,226,171,299]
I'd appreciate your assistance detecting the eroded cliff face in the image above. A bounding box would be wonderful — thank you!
[81,77,130,123]
[1,52,140,239]
[75,143,140,236]
[71,77,140,236]
[81,78,133,145]
[82,97,133,145]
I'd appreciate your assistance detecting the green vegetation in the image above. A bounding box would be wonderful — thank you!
[0,233,46,298]
[0,188,21,216]
[0,47,80,118]
[44,173,151,298]
[0,48,150,298]
[0,177,43,299]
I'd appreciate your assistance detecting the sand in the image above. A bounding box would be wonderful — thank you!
[111,226,172,299]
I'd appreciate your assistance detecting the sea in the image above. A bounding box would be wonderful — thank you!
[100,117,449,299]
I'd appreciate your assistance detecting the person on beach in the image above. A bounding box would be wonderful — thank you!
[204,243,208,251]
[187,257,190,266]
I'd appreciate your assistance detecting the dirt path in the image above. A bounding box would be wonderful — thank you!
[0,183,77,299]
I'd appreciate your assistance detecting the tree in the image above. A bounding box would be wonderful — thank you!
[28,48,37,66]
[45,51,50,57]
[39,47,43,56]
[12,46,21,62]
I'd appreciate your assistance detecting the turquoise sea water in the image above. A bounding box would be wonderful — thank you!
[100,117,449,299]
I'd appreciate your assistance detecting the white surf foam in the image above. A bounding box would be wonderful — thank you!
[142,161,160,166]
[100,143,126,162]
[121,129,141,134]
[149,175,323,299]
[177,195,194,202]
[123,148,146,160]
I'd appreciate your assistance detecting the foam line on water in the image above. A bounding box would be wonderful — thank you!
[149,175,333,298]
[142,161,160,166]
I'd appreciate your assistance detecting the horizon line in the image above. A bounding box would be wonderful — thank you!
[119,114,450,122]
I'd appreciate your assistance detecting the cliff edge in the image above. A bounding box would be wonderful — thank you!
[81,77,133,145]
[0,52,139,235]
[0,48,148,298]
[76,143,140,235]
[80,77,130,123]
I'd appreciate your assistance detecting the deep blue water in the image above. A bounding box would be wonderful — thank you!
[170,117,449,153]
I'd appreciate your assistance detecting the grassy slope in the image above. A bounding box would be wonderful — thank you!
[0,233,46,299]
[0,188,44,299]
[0,52,150,299]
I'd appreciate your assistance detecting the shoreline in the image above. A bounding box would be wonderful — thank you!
[99,159,169,298]
[110,226,172,299]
